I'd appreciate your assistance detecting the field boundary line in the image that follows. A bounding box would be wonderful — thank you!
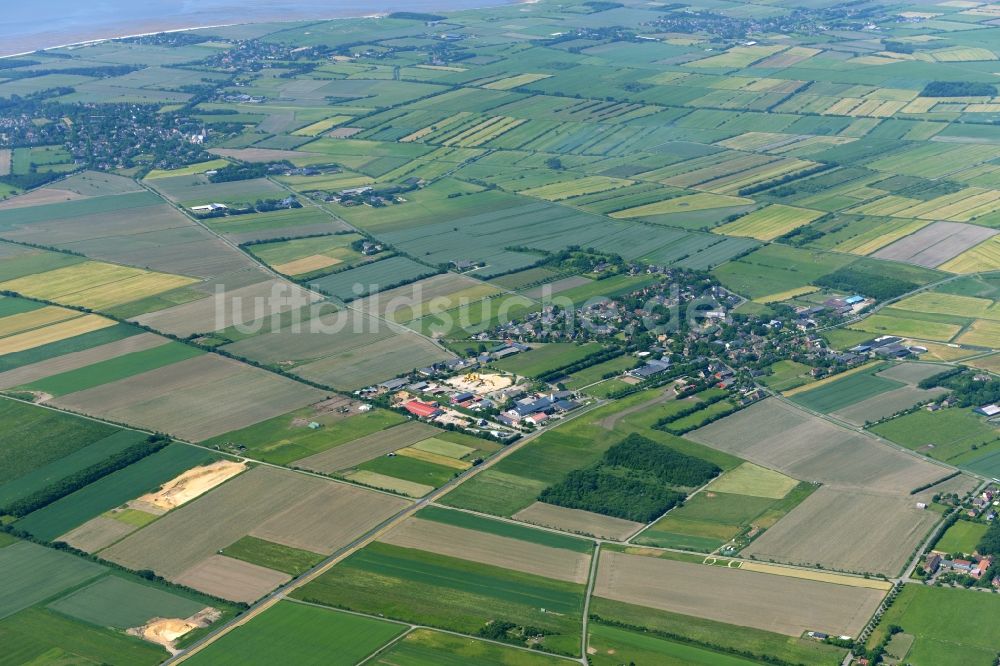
[580,542,601,664]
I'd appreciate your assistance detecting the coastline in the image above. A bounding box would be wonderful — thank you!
[0,0,526,59]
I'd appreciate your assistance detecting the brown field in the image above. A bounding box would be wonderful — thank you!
[133,277,318,337]
[249,481,409,554]
[294,332,452,390]
[174,555,291,603]
[742,488,939,576]
[0,187,87,209]
[379,517,591,583]
[296,421,440,473]
[513,502,643,540]
[210,148,323,162]
[0,314,117,355]
[58,516,137,553]
[831,385,948,426]
[0,148,10,176]
[872,221,998,268]
[594,550,884,638]
[132,460,247,513]
[101,466,328,577]
[53,355,326,441]
[0,333,167,388]
[687,399,948,493]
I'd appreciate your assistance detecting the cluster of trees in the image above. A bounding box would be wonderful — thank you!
[920,81,997,97]
[813,266,917,301]
[2,435,169,517]
[207,161,291,183]
[477,620,551,646]
[538,434,718,521]
[920,368,1000,407]
[539,467,686,522]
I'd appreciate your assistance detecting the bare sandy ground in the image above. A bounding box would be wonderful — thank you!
[131,460,247,513]
[128,607,220,655]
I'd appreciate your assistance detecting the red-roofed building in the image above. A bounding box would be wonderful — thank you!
[404,400,442,418]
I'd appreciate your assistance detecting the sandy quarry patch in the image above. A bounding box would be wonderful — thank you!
[128,607,221,654]
[444,372,514,394]
[132,460,246,512]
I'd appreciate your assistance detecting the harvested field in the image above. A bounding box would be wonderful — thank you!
[0,333,167,388]
[132,460,247,513]
[594,550,884,638]
[174,555,291,603]
[133,277,317,337]
[872,221,997,268]
[737,562,893,590]
[379,516,591,583]
[100,466,329,577]
[357,273,500,323]
[0,314,116,355]
[742,488,939,576]
[210,148,324,162]
[59,516,138,553]
[687,399,948,493]
[294,333,452,390]
[295,421,440,473]
[52,355,325,441]
[0,148,10,176]
[0,305,79,337]
[273,254,340,275]
[513,501,643,540]
[0,187,87,209]
[832,385,948,426]
[249,482,409,554]
[876,362,953,384]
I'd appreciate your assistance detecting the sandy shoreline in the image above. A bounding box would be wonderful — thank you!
[0,0,525,59]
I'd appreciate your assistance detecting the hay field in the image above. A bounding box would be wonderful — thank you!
[0,332,166,388]
[342,469,434,497]
[594,550,883,638]
[714,205,824,241]
[705,462,798,499]
[483,73,552,90]
[0,305,79,337]
[296,421,440,473]
[59,515,139,553]
[687,399,948,493]
[52,355,325,441]
[513,501,643,540]
[609,192,752,219]
[0,314,117,355]
[940,236,1000,273]
[0,261,199,310]
[958,319,1000,347]
[742,488,939,576]
[174,555,291,603]
[379,516,591,583]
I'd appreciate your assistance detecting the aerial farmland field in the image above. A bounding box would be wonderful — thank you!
[7,0,1000,661]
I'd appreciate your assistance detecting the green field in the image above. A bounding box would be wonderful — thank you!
[562,356,637,390]
[933,520,988,556]
[221,536,326,576]
[0,429,146,508]
[0,398,119,484]
[588,623,763,666]
[415,506,593,553]
[0,541,105,619]
[202,408,407,465]
[493,342,603,378]
[759,360,815,392]
[14,443,216,541]
[21,342,204,397]
[356,453,457,488]
[292,541,585,656]
[789,367,902,413]
[372,629,569,666]
[47,575,206,629]
[866,585,1000,665]
[0,607,166,666]
[712,245,853,301]
[0,323,144,373]
[871,408,1000,465]
[184,600,406,666]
